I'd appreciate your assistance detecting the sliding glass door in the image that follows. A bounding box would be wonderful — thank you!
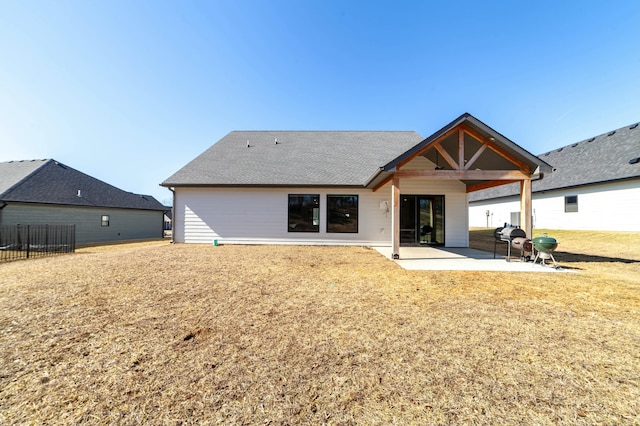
[400,195,444,245]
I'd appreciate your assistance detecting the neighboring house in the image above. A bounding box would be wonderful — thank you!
[164,208,172,230]
[469,122,640,232]
[0,159,167,245]
[162,113,552,258]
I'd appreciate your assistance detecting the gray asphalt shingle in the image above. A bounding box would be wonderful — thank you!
[162,131,425,187]
[468,122,640,201]
[0,159,166,211]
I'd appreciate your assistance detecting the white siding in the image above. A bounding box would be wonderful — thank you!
[469,198,519,229]
[174,178,469,247]
[469,179,640,232]
[175,187,393,245]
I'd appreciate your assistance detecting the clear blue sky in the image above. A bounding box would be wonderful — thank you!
[1,0,638,205]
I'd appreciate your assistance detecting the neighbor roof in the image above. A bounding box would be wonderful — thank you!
[0,159,166,211]
[468,121,640,202]
[162,131,425,187]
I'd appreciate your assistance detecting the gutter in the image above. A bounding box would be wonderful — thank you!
[363,167,385,189]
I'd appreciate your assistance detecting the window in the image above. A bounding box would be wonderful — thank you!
[565,195,578,213]
[327,195,358,233]
[288,194,319,232]
[101,215,110,227]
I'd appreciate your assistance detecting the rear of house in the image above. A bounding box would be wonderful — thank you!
[163,114,552,257]
[171,167,469,247]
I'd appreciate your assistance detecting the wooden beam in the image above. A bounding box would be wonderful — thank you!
[396,125,461,169]
[466,180,518,193]
[434,142,459,169]
[462,127,531,172]
[391,174,400,259]
[463,144,487,170]
[396,169,529,180]
[458,129,464,171]
[520,179,532,237]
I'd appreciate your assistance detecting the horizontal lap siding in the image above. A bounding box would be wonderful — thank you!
[533,181,640,231]
[177,187,395,245]
[175,179,469,247]
[0,203,164,244]
[468,180,640,231]
[469,199,517,229]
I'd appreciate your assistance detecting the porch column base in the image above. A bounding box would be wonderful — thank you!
[392,253,400,260]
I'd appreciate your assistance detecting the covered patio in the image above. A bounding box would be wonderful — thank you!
[372,246,567,272]
[367,114,553,259]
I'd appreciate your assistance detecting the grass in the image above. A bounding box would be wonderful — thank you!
[0,231,639,425]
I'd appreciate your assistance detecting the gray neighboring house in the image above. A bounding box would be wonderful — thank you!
[469,122,640,231]
[0,159,167,244]
[163,113,551,256]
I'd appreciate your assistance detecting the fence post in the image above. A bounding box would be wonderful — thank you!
[26,225,30,259]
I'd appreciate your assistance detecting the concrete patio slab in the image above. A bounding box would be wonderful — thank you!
[372,246,567,272]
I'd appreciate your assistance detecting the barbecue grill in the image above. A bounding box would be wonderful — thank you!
[493,224,532,262]
[532,235,559,268]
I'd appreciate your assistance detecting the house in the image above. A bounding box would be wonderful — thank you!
[468,122,640,231]
[162,113,552,258]
[0,159,167,245]
[164,208,172,231]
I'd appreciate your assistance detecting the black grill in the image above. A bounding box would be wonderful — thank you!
[493,224,531,262]
[495,226,526,242]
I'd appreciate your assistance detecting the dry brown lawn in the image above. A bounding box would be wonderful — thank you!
[0,230,639,425]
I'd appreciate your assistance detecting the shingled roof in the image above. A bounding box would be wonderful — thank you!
[162,131,425,187]
[468,121,640,201]
[0,159,166,211]
[163,114,556,189]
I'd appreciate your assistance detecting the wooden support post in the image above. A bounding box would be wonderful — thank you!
[391,174,400,259]
[458,129,465,170]
[520,179,532,237]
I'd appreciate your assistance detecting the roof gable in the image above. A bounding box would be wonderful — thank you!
[0,159,166,211]
[364,113,553,191]
[383,113,552,175]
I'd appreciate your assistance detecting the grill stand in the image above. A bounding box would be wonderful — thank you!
[532,250,558,269]
[493,239,515,262]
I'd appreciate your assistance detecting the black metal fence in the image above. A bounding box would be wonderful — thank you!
[0,224,76,263]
